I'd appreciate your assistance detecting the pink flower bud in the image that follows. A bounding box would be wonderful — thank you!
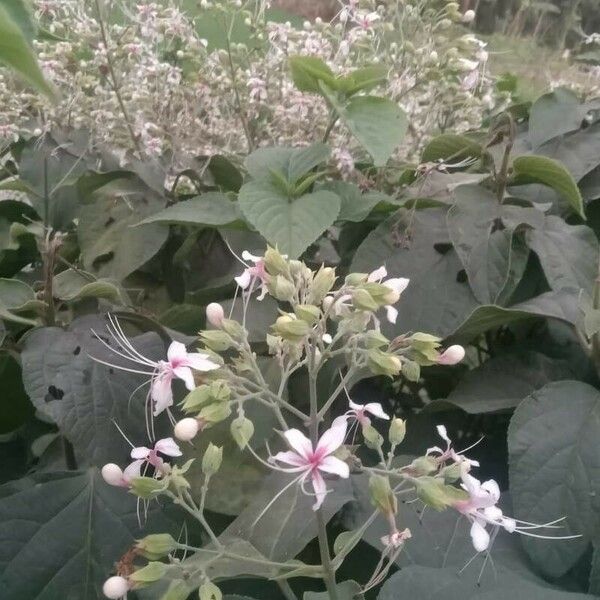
[437,345,465,365]
[174,417,200,441]
[206,302,225,327]
[103,576,129,599]
[462,9,476,23]
[101,463,124,487]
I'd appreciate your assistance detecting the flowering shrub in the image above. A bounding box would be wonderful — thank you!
[0,0,494,167]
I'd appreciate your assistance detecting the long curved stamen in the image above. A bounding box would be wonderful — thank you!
[513,516,566,528]
[111,419,135,449]
[107,314,158,367]
[91,328,157,368]
[457,435,484,456]
[516,531,581,540]
[87,354,155,375]
[246,443,305,473]
[252,473,304,527]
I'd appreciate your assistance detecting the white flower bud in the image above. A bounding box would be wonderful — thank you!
[101,463,124,487]
[103,576,129,599]
[462,10,476,23]
[174,418,200,441]
[206,302,225,328]
[437,345,465,365]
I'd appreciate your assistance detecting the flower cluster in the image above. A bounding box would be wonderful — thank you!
[0,0,495,170]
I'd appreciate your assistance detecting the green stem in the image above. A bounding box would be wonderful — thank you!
[277,580,299,600]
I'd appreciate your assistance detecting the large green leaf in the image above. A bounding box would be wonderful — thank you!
[289,55,336,94]
[0,1,54,97]
[512,155,585,219]
[335,96,407,166]
[319,181,380,222]
[508,381,600,577]
[78,177,168,281]
[304,580,363,600]
[421,134,483,163]
[238,181,340,258]
[53,269,128,304]
[0,278,44,325]
[20,315,170,464]
[351,208,479,337]
[136,193,242,228]
[528,89,585,149]
[0,469,176,600]
[526,216,598,294]
[446,351,573,413]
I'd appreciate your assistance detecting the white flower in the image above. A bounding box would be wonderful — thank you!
[103,575,130,599]
[174,417,200,441]
[437,345,465,365]
[462,10,476,23]
[206,302,225,328]
[367,266,410,324]
[346,399,389,426]
[234,251,269,300]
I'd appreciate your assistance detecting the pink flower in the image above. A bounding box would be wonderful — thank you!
[270,420,350,510]
[90,315,219,417]
[101,460,144,488]
[367,266,410,324]
[426,425,480,469]
[234,251,269,300]
[381,527,411,548]
[346,399,389,426]
[437,345,465,365]
[130,437,182,475]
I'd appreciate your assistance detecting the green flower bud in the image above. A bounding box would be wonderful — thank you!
[130,476,168,499]
[198,401,232,425]
[200,330,234,352]
[169,460,193,491]
[269,275,296,301]
[362,282,392,305]
[345,272,368,286]
[388,418,406,445]
[199,581,223,600]
[409,456,438,476]
[182,385,212,412]
[210,380,230,401]
[363,330,389,349]
[273,315,310,342]
[230,414,254,449]
[263,246,289,277]
[202,443,223,476]
[310,266,336,303]
[369,474,397,516]
[129,562,167,587]
[440,462,462,483]
[362,423,384,450]
[367,349,402,377]
[294,303,321,324]
[221,318,244,339]
[289,259,311,279]
[415,477,468,511]
[352,288,379,312]
[136,534,178,560]
[401,359,420,382]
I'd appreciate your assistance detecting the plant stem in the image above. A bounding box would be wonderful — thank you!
[322,113,339,143]
[277,580,299,600]
[308,348,339,600]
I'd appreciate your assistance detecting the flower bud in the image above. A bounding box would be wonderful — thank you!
[369,474,397,516]
[136,534,178,560]
[102,463,125,487]
[409,456,438,475]
[174,417,200,441]
[103,576,130,599]
[388,418,406,445]
[362,423,384,450]
[199,581,223,600]
[221,318,244,339]
[310,266,336,303]
[129,562,168,587]
[269,275,296,302]
[273,315,310,342]
[367,349,402,377]
[352,288,379,312]
[206,303,225,328]
[198,401,232,425]
[345,272,367,286]
[401,359,420,382]
[437,345,465,365]
[462,9,476,23]
[200,330,233,352]
[363,330,389,348]
[130,476,167,499]
[440,462,462,483]
[415,477,468,511]
[294,304,321,324]
[263,246,289,276]
[230,414,254,449]
[202,443,223,476]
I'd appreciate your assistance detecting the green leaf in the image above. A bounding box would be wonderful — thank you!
[0,278,44,325]
[526,216,598,294]
[320,181,380,222]
[0,351,33,433]
[238,181,340,258]
[136,193,242,227]
[590,542,600,595]
[52,269,128,304]
[21,316,170,464]
[334,95,407,166]
[446,351,573,413]
[78,176,168,281]
[0,2,54,98]
[528,88,585,149]
[351,208,478,337]
[0,468,177,600]
[336,65,387,96]
[512,155,585,219]
[245,144,330,183]
[304,580,363,600]
[421,134,483,163]
[289,55,336,94]
[207,154,243,192]
[508,380,600,577]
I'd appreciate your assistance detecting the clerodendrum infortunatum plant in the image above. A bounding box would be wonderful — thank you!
[97,248,578,600]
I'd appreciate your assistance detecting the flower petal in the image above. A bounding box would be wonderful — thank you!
[272,450,308,469]
[316,420,347,456]
[173,365,196,391]
[311,469,328,511]
[123,459,144,482]
[186,353,220,372]
[130,446,151,459]
[470,520,490,552]
[364,402,390,420]
[386,305,398,324]
[167,341,188,364]
[151,373,174,416]
[154,437,182,457]
[481,479,501,503]
[436,424,451,446]
[384,277,409,295]
[348,399,364,411]
[368,265,387,282]
[235,270,252,289]
[318,455,350,478]
[283,429,313,460]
